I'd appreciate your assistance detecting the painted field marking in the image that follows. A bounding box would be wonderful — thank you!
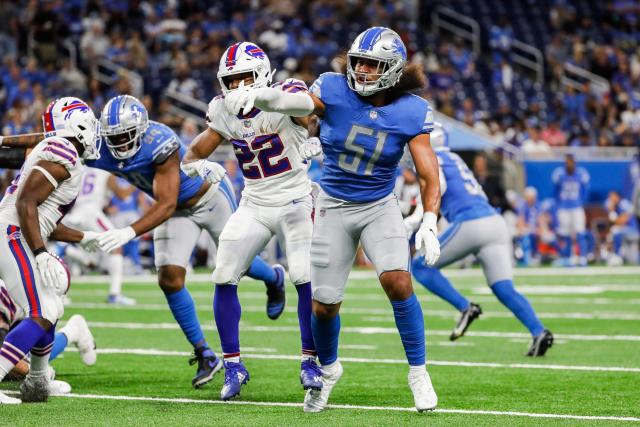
[64,347,640,373]
[1,390,638,422]
[79,320,640,342]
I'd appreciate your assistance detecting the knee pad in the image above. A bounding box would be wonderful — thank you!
[288,260,310,286]
[312,286,342,305]
[212,264,241,285]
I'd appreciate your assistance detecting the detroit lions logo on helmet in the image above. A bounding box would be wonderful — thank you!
[391,38,407,60]
[244,44,265,59]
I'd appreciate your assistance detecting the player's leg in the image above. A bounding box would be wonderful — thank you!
[94,211,134,305]
[50,314,96,366]
[154,216,221,388]
[304,200,357,412]
[212,202,273,400]
[574,208,589,266]
[360,200,436,411]
[201,179,286,319]
[476,216,552,356]
[412,219,484,340]
[556,208,573,265]
[276,195,321,390]
[0,227,63,403]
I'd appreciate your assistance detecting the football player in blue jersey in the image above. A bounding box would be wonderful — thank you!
[3,95,289,389]
[406,124,553,356]
[225,27,442,412]
[552,154,591,266]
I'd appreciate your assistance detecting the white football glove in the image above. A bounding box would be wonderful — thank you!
[79,231,100,252]
[35,252,69,296]
[414,212,441,266]
[181,159,227,184]
[299,137,322,160]
[97,226,136,253]
[224,80,258,116]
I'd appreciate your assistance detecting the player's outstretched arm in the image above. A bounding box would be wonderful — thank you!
[181,128,227,184]
[225,82,325,117]
[0,132,44,149]
[96,151,180,253]
[408,133,442,265]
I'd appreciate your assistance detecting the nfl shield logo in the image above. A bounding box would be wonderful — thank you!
[243,120,252,128]
[369,110,378,120]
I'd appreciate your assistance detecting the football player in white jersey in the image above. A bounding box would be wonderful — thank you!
[63,167,136,305]
[182,42,323,401]
[0,97,102,404]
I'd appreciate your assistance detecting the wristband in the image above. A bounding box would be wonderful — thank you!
[32,247,47,256]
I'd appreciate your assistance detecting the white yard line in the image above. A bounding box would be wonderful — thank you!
[79,320,640,342]
[64,347,640,373]
[70,266,640,285]
[67,302,640,321]
[1,390,637,421]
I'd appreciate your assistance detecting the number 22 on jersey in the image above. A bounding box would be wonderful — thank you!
[231,134,292,179]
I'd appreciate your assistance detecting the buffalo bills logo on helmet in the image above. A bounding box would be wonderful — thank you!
[61,100,90,120]
[244,44,265,59]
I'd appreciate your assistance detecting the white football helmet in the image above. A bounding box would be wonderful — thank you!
[100,95,149,160]
[347,27,407,96]
[217,42,275,94]
[42,97,101,160]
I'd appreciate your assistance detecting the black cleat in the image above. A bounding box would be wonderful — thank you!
[526,329,554,357]
[266,264,286,320]
[450,303,482,341]
[189,348,223,388]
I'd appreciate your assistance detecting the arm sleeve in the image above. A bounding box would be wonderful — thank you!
[253,87,314,117]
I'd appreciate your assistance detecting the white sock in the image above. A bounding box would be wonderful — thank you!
[224,355,240,363]
[409,364,427,376]
[0,357,13,381]
[29,354,49,377]
[322,359,340,372]
[108,254,124,296]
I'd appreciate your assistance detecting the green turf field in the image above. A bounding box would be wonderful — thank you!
[2,267,640,426]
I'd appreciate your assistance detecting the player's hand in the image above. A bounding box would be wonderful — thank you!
[35,252,69,296]
[182,159,226,184]
[299,137,322,160]
[79,231,101,252]
[225,80,258,116]
[97,226,136,253]
[415,212,440,266]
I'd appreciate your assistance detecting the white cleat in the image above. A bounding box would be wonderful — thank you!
[107,294,137,306]
[408,369,438,412]
[303,360,343,413]
[48,379,72,395]
[0,391,20,404]
[66,314,97,366]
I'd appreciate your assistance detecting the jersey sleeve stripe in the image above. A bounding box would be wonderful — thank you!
[43,147,77,165]
[47,140,77,158]
[283,85,308,93]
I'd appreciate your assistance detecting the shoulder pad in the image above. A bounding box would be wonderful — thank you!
[38,137,79,171]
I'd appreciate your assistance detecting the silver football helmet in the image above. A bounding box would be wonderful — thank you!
[347,27,407,96]
[100,95,149,159]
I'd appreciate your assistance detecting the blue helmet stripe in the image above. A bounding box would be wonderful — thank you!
[358,27,385,51]
[108,96,123,126]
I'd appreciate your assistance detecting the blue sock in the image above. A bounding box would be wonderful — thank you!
[491,280,544,336]
[412,257,469,311]
[49,332,68,361]
[578,232,589,258]
[296,282,315,354]
[613,233,623,255]
[247,256,277,286]
[559,235,572,258]
[0,319,47,376]
[311,313,340,365]
[391,294,426,366]
[31,324,55,361]
[213,284,241,357]
[164,287,207,349]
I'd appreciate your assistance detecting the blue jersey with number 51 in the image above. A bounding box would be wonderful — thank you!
[437,149,496,222]
[310,72,434,202]
[86,121,204,205]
